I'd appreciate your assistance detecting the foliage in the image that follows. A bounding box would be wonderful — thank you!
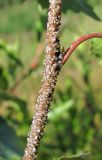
[0,0,25,8]
[0,117,24,160]
[0,40,30,159]
[37,0,100,20]
[0,0,102,160]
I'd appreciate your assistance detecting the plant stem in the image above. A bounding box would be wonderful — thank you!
[22,1,102,159]
[23,0,63,159]
[62,32,102,65]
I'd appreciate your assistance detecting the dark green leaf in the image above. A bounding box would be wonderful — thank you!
[37,0,49,9]
[8,53,23,67]
[37,0,100,20]
[0,92,29,122]
[0,67,8,90]
[0,117,24,160]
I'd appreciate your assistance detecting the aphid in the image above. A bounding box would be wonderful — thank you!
[55,62,61,71]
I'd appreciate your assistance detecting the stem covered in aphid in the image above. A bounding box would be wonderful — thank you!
[23,0,63,160]
[23,0,102,159]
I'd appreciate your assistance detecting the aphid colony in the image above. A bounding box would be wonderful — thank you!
[23,0,63,160]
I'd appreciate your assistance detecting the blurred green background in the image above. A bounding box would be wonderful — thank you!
[0,0,102,160]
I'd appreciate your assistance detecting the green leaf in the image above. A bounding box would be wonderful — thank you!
[0,117,24,160]
[48,100,74,121]
[7,53,23,67]
[37,0,49,9]
[0,39,6,49]
[91,39,102,58]
[0,67,9,90]
[37,0,100,20]
[63,0,100,20]
[0,92,26,106]
[0,92,29,122]
[0,41,23,67]
[0,39,18,53]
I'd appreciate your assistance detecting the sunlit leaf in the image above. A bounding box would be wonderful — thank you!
[48,100,74,121]
[0,39,23,68]
[91,39,102,58]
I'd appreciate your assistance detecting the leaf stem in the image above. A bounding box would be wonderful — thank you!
[62,32,102,65]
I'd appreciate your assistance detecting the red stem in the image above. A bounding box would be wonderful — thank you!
[62,32,102,65]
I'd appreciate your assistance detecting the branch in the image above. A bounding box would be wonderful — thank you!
[62,32,102,65]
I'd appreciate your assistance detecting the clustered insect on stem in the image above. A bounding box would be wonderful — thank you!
[22,0,102,159]
[23,0,63,160]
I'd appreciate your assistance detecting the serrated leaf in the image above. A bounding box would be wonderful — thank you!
[37,0,100,20]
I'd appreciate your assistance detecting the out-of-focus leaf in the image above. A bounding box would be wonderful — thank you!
[0,39,18,53]
[63,0,100,20]
[0,117,24,160]
[37,0,100,20]
[0,39,5,49]
[91,39,102,58]
[0,67,8,90]
[37,0,49,9]
[8,53,23,67]
[5,43,18,54]
[0,39,23,67]
[7,53,23,78]
[0,92,29,122]
[55,152,91,160]
[0,92,26,106]
[48,100,74,121]
[99,60,102,65]
[38,4,47,16]
[35,20,43,33]
[35,4,47,41]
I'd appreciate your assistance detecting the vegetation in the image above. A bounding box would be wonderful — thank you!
[0,0,102,160]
